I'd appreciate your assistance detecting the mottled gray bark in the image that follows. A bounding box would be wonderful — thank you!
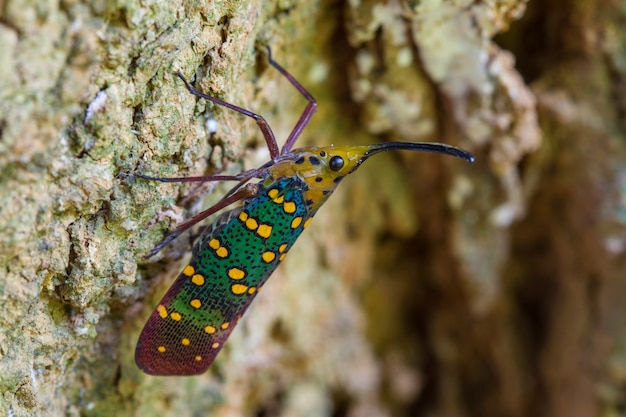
[1,0,625,416]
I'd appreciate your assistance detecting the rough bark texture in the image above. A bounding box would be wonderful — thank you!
[1,0,625,416]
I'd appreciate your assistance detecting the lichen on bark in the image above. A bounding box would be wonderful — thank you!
[2,0,626,416]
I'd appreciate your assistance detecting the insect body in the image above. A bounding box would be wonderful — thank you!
[135,49,474,376]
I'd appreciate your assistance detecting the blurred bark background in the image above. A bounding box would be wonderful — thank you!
[1,0,625,416]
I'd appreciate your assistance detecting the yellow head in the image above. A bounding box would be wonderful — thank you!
[266,141,474,213]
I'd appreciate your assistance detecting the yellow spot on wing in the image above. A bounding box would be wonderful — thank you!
[182,338,190,345]
[262,251,276,263]
[268,189,279,199]
[283,201,296,213]
[207,238,229,258]
[279,253,287,261]
[182,265,195,276]
[291,217,302,228]
[279,243,288,253]
[195,355,202,361]
[191,274,205,286]
[190,299,201,309]
[157,304,167,318]
[239,211,248,222]
[170,312,182,321]
[246,218,259,230]
[228,267,245,280]
[204,325,216,334]
[158,346,166,353]
[257,224,272,238]
[232,284,248,294]
[273,196,285,204]
[248,287,256,294]
[212,342,220,349]
[221,322,229,329]
[303,217,313,228]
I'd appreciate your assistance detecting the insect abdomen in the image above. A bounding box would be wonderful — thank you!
[135,177,313,375]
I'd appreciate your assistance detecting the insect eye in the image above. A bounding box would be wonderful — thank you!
[329,156,344,172]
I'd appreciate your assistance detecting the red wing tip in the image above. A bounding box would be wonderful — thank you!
[136,360,208,376]
[135,349,211,376]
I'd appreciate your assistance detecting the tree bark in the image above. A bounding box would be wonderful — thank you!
[1,0,625,416]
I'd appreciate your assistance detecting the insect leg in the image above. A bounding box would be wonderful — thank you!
[136,173,244,183]
[177,72,280,162]
[264,47,318,154]
[145,182,260,258]
[135,166,266,184]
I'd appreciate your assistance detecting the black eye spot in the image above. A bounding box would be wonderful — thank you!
[319,151,327,157]
[309,156,320,165]
[315,177,323,183]
[295,157,305,164]
[329,156,344,172]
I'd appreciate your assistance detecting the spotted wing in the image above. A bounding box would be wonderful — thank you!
[135,177,314,375]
